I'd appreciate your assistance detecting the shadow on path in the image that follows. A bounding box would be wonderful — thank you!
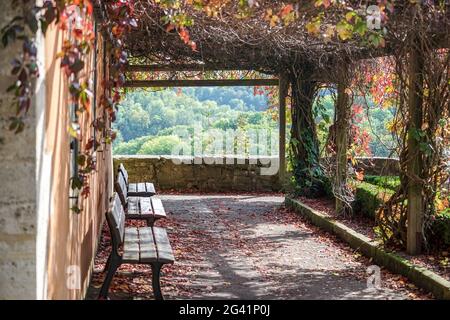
[87,194,410,300]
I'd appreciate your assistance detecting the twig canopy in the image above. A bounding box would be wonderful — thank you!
[101,1,449,76]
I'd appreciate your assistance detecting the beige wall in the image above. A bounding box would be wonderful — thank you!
[0,2,112,299]
[42,24,112,299]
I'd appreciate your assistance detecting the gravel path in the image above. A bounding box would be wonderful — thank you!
[87,194,426,300]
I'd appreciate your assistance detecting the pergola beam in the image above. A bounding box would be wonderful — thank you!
[123,79,279,88]
[126,64,257,72]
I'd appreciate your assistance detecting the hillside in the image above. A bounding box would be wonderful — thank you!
[113,88,396,157]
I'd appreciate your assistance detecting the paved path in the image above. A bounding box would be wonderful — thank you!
[154,194,408,300]
[87,194,415,300]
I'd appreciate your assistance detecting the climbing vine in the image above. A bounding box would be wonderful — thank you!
[1,0,393,211]
[377,46,450,249]
[1,0,139,212]
[2,0,448,247]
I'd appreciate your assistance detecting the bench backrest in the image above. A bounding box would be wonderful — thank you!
[118,163,129,185]
[114,172,128,209]
[106,193,126,253]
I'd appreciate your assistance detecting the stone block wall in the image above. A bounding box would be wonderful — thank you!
[355,157,400,176]
[113,156,400,194]
[0,2,37,299]
[114,156,282,192]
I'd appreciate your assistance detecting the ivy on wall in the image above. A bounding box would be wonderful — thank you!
[1,0,138,212]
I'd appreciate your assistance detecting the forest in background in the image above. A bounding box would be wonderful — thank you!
[113,87,396,157]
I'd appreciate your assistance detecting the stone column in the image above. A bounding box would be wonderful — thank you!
[0,1,38,299]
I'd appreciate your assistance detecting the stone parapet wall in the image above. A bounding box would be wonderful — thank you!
[355,157,400,176]
[114,156,401,193]
[114,156,282,192]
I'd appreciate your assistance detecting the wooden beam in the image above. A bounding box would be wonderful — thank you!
[335,70,350,214]
[123,79,279,88]
[126,64,255,72]
[278,73,289,186]
[406,42,424,255]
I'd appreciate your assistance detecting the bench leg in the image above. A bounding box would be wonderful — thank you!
[151,263,164,300]
[103,253,112,273]
[98,257,120,299]
[146,218,155,227]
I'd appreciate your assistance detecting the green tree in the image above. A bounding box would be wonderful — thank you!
[114,136,152,155]
[138,135,190,155]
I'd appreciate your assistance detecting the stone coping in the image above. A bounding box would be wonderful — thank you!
[114,155,280,160]
[114,155,398,160]
[114,155,281,166]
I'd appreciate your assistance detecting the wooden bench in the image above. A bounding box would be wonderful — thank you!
[118,163,156,197]
[99,194,175,300]
[115,172,166,226]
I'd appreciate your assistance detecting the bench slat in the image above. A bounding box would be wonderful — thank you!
[115,173,128,208]
[118,174,128,196]
[153,227,175,264]
[128,183,136,193]
[122,227,174,264]
[139,227,158,263]
[138,183,146,194]
[123,196,166,223]
[151,198,166,219]
[145,183,156,195]
[112,195,125,242]
[119,164,129,184]
[128,182,156,197]
[125,227,140,242]
[127,197,140,216]
[123,227,140,262]
[128,183,149,194]
[139,197,153,217]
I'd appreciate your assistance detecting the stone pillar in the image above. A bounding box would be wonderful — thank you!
[335,70,351,214]
[406,41,424,255]
[278,73,288,186]
[0,2,37,299]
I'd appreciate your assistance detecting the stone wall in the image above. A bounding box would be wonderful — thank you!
[114,156,282,192]
[113,156,400,194]
[355,157,400,176]
[0,2,37,299]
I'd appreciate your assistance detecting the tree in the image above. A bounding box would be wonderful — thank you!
[115,102,150,141]
[138,136,190,155]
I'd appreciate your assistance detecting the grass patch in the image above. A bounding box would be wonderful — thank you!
[363,175,400,191]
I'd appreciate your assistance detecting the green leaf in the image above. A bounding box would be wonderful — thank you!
[71,206,82,214]
[77,155,86,166]
[353,20,368,36]
[71,176,83,190]
[70,59,85,73]
[24,11,38,33]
